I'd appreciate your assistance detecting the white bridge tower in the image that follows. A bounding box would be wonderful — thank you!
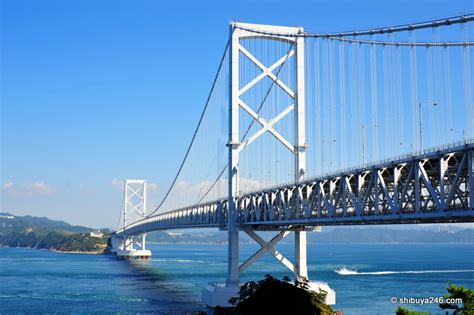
[110,179,152,260]
[202,22,335,309]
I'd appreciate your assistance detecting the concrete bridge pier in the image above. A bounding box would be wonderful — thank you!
[294,229,336,305]
[110,234,151,260]
[201,228,336,311]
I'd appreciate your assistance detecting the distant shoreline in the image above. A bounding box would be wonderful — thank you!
[135,241,474,245]
[2,242,473,255]
[50,249,104,255]
[0,245,104,255]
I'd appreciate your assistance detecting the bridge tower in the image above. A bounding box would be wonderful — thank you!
[202,22,335,309]
[111,179,152,260]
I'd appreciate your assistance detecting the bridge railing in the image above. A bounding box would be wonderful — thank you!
[233,138,474,198]
[114,200,228,236]
[238,142,473,227]
[115,140,473,235]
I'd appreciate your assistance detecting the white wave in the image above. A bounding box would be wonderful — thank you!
[337,269,474,275]
[152,259,206,263]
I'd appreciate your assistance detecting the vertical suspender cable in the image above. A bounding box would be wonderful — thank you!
[339,41,346,169]
[444,46,453,141]
[147,41,229,217]
[382,43,389,159]
[315,39,321,174]
[358,42,366,164]
[409,30,419,151]
[432,26,442,143]
[426,43,433,148]
[461,22,473,139]
[395,43,403,153]
[370,37,378,160]
[329,39,335,171]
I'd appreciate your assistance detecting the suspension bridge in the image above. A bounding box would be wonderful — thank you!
[109,15,474,309]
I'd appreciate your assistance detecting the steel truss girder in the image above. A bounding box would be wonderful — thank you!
[240,145,474,228]
[112,143,474,237]
[115,200,224,237]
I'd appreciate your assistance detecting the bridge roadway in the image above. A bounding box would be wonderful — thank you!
[114,140,474,237]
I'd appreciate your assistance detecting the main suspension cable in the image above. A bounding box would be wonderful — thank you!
[196,42,295,204]
[234,14,474,39]
[147,41,230,218]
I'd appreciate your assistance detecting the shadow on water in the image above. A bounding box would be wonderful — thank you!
[110,257,204,311]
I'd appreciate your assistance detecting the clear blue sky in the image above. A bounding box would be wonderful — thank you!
[1,0,472,228]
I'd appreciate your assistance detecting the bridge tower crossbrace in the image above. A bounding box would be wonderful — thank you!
[110,180,152,260]
[201,21,336,309]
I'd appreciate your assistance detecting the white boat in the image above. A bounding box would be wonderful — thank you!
[334,266,357,275]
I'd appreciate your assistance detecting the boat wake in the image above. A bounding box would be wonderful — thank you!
[335,269,474,276]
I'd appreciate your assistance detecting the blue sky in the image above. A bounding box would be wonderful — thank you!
[1,0,472,228]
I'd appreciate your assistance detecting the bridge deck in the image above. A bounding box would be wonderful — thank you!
[114,141,474,237]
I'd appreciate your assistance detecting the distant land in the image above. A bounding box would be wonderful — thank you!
[0,213,108,254]
[147,226,474,244]
[1,213,473,254]
[305,227,474,244]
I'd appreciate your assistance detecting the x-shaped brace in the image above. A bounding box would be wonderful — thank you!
[238,100,295,152]
[122,237,134,248]
[133,236,145,249]
[238,44,295,98]
[126,186,145,217]
[239,230,294,275]
[237,43,296,153]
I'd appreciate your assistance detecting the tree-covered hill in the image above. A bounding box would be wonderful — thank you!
[0,213,108,253]
[0,231,108,253]
[0,212,93,234]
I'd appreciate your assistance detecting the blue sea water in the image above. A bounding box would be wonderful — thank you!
[0,243,473,314]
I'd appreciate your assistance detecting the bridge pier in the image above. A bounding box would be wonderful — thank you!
[202,228,336,310]
[242,229,335,305]
[110,234,151,260]
[294,230,336,305]
[295,230,308,278]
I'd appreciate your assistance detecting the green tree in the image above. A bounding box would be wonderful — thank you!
[439,283,474,315]
[229,274,333,315]
[395,306,429,315]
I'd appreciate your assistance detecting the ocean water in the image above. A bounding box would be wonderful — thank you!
[0,243,473,314]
